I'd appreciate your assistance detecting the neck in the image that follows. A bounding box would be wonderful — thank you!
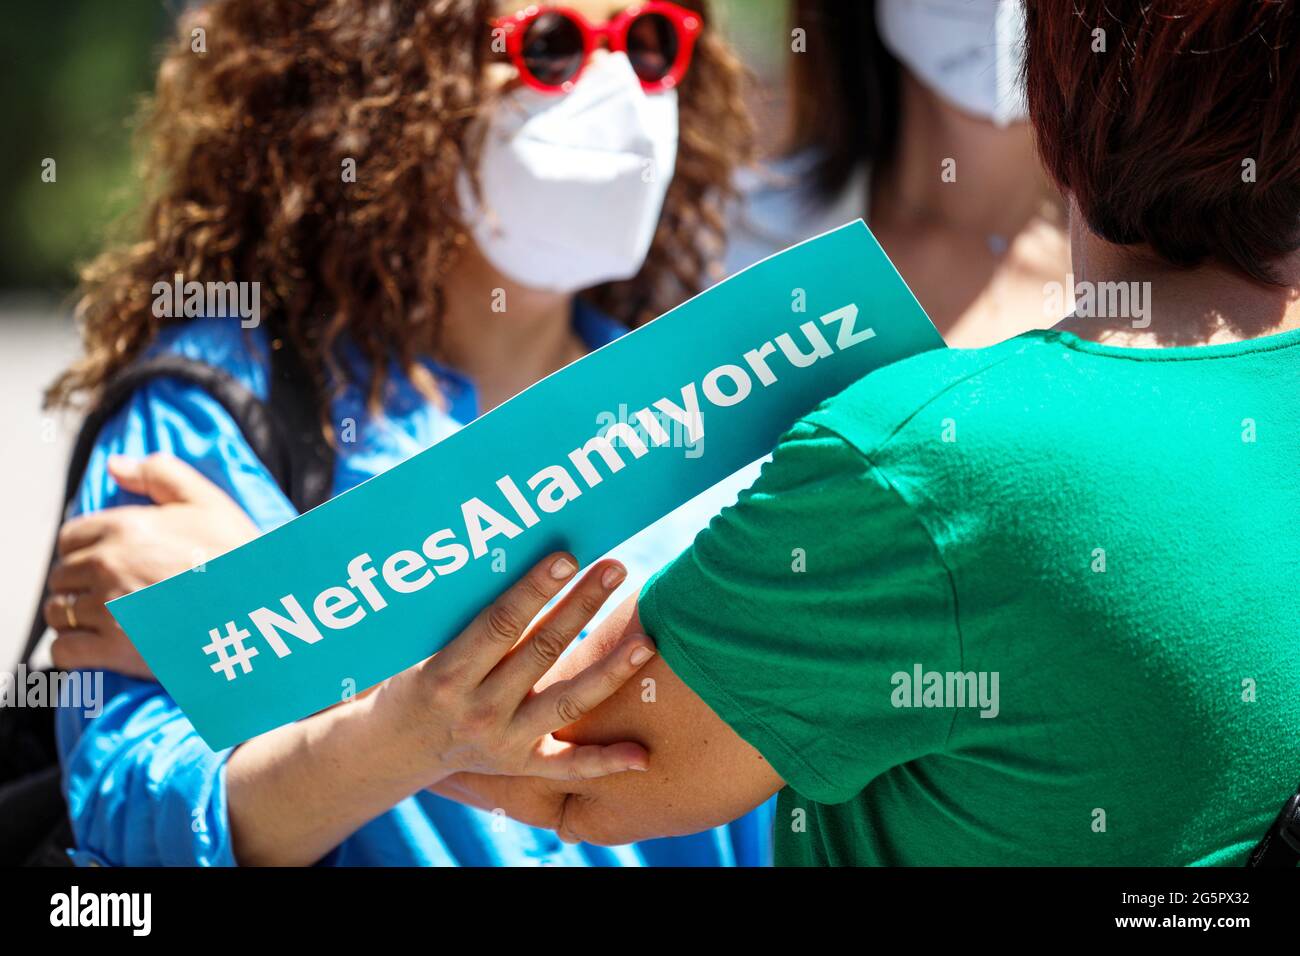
[439,247,584,412]
[1059,205,1300,347]
[871,71,1061,238]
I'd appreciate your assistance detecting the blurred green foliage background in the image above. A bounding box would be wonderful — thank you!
[0,1,170,291]
[0,0,788,294]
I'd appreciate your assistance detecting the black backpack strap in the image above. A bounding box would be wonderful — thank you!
[84,353,297,498]
[1247,784,1300,867]
[19,342,334,667]
[266,336,335,514]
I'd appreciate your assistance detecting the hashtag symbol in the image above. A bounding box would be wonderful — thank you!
[203,621,259,681]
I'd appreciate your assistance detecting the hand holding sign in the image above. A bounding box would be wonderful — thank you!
[392,553,657,782]
[228,551,656,866]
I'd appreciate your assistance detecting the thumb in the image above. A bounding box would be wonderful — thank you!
[108,453,229,507]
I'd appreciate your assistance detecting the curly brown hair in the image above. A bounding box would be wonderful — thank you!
[48,0,753,414]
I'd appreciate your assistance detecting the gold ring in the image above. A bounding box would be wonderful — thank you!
[63,593,79,630]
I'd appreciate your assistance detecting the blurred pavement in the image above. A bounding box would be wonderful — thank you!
[0,301,79,666]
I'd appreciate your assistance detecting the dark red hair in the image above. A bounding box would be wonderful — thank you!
[1025,1,1300,284]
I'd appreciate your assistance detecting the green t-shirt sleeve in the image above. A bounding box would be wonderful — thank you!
[639,420,962,805]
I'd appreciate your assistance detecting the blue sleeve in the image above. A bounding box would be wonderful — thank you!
[57,374,299,867]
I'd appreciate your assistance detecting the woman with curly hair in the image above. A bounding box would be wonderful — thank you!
[44,0,767,866]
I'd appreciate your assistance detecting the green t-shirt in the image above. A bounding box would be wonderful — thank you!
[639,327,1300,866]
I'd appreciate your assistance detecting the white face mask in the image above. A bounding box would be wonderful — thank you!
[876,0,1028,128]
[458,52,678,294]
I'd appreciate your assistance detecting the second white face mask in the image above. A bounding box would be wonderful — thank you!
[459,52,679,294]
[876,0,1028,128]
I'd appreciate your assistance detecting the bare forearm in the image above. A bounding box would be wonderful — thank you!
[226,685,439,866]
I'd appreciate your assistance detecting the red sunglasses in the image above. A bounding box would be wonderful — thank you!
[492,2,703,94]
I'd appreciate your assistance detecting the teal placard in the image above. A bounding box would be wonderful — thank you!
[109,220,944,749]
